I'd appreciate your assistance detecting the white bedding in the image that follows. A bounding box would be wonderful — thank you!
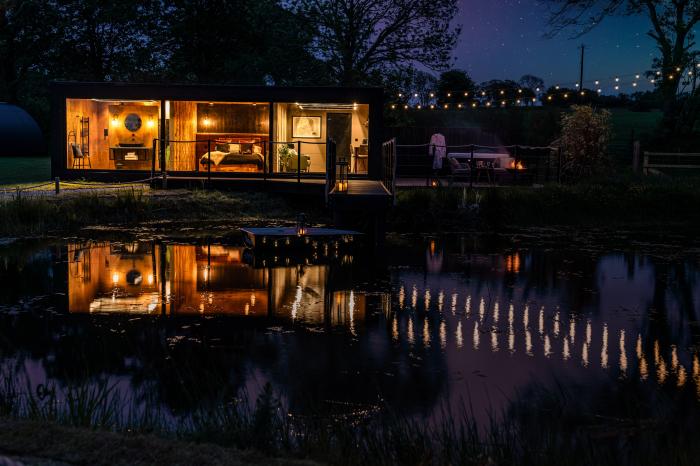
[201,150,227,165]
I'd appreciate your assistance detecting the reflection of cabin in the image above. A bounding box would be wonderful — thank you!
[68,242,160,313]
[66,242,372,326]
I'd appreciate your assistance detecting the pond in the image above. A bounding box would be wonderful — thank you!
[0,234,699,435]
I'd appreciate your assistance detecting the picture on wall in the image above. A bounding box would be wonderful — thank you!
[292,116,321,138]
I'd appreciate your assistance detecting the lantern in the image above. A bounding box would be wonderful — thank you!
[336,160,349,193]
[296,213,307,236]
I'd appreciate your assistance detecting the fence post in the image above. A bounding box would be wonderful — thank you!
[151,138,157,183]
[55,177,60,195]
[632,141,641,173]
[557,147,562,183]
[429,144,435,187]
[469,144,475,189]
[297,141,302,183]
[207,139,212,186]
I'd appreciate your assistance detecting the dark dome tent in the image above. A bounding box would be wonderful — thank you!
[0,103,44,157]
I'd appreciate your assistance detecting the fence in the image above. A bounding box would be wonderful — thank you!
[382,138,397,203]
[0,177,156,201]
[642,152,700,174]
[395,143,562,186]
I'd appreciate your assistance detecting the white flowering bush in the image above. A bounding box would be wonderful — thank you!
[559,105,612,182]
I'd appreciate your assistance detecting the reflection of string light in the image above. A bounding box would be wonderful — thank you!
[563,338,570,360]
[601,324,608,369]
[408,317,415,345]
[619,329,627,376]
[544,334,552,358]
[456,321,463,348]
[473,321,480,350]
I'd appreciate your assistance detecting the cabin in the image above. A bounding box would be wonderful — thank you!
[49,82,385,192]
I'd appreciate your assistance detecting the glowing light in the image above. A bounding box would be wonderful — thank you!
[614,85,619,90]
[499,90,505,95]
[390,104,396,109]
[429,92,435,97]
[147,273,154,285]
[457,103,462,108]
[430,104,435,109]
[403,104,408,109]
[112,272,119,284]
[632,82,637,87]
[594,80,599,85]
[535,87,540,92]
[413,93,418,97]
[398,92,402,97]
[597,89,602,93]
[563,93,568,98]
[614,77,620,82]
[547,95,552,100]
[555,85,560,90]
[147,119,155,128]
[635,74,640,79]
[447,92,452,97]
[444,104,448,109]
[464,91,468,96]
[471,102,477,108]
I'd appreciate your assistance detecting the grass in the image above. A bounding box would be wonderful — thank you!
[389,174,700,232]
[0,367,699,466]
[0,157,50,185]
[0,189,328,237]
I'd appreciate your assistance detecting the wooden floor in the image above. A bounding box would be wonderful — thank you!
[330,179,391,196]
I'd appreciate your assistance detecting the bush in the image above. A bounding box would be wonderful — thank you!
[559,105,612,182]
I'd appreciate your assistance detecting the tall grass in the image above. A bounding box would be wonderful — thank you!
[0,189,326,236]
[390,175,700,232]
[1,366,699,465]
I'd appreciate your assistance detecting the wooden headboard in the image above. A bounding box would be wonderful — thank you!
[195,133,268,157]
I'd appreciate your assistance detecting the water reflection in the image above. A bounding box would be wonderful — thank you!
[0,236,699,424]
[68,241,383,326]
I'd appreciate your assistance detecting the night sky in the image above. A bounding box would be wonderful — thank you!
[453,0,664,91]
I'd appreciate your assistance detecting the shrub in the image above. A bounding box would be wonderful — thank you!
[559,105,612,182]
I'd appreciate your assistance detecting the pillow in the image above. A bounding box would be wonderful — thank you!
[71,143,83,158]
[215,143,229,152]
[227,143,241,154]
[240,143,253,154]
[252,144,262,155]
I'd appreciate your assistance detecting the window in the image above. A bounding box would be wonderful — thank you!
[166,101,269,173]
[272,103,369,175]
[65,99,161,170]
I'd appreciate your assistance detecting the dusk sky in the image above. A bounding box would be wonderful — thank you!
[453,0,663,91]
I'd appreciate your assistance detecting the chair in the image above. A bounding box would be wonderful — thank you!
[286,154,311,172]
[447,156,470,183]
[71,143,91,169]
[353,145,368,173]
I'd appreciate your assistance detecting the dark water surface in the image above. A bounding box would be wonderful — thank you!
[1,235,699,426]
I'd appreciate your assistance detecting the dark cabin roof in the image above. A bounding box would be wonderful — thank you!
[0,103,44,157]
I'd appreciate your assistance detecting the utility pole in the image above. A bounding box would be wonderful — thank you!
[578,44,585,94]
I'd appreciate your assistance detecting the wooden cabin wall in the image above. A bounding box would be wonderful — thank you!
[196,103,269,134]
[107,104,159,147]
[65,99,110,168]
[170,101,197,171]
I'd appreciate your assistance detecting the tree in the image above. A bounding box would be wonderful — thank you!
[546,1,700,113]
[293,0,461,86]
[164,0,324,85]
[436,69,476,105]
[519,74,545,93]
[558,105,612,181]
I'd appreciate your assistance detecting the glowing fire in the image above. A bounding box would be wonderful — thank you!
[508,160,525,170]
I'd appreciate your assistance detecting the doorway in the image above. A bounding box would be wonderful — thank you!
[326,113,352,163]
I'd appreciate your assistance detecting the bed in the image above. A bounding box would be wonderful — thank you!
[199,141,264,172]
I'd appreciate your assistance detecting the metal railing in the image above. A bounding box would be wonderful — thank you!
[382,138,397,202]
[394,142,562,186]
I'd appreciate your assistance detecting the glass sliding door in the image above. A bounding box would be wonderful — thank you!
[272,102,370,175]
[167,101,269,174]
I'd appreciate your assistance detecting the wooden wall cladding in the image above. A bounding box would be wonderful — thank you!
[170,101,197,171]
[196,103,269,134]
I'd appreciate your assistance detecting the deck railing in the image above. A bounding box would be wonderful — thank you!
[325,138,337,204]
[394,142,562,186]
[382,138,397,202]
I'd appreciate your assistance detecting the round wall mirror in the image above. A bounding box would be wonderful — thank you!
[124,113,142,132]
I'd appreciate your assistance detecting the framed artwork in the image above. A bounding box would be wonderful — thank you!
[292,116,322,138]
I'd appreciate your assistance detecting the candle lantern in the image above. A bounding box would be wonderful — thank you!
[296,213,307,236]
[336,160,349,193]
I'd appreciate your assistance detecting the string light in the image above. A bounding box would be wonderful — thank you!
[464,91,468,96]
[444,104,449,109]
[417,104,422,109]
[614,77,620,82]
[471,102,477,108]
[414,93,418,97]
[391,104,396,109]
[403,104,408,109]
[447,92,452,97]
[457,103,462,108]
[632,82,637,87]
[398,93,402,97]
[429,92,435,97]
[430,104,435,109]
